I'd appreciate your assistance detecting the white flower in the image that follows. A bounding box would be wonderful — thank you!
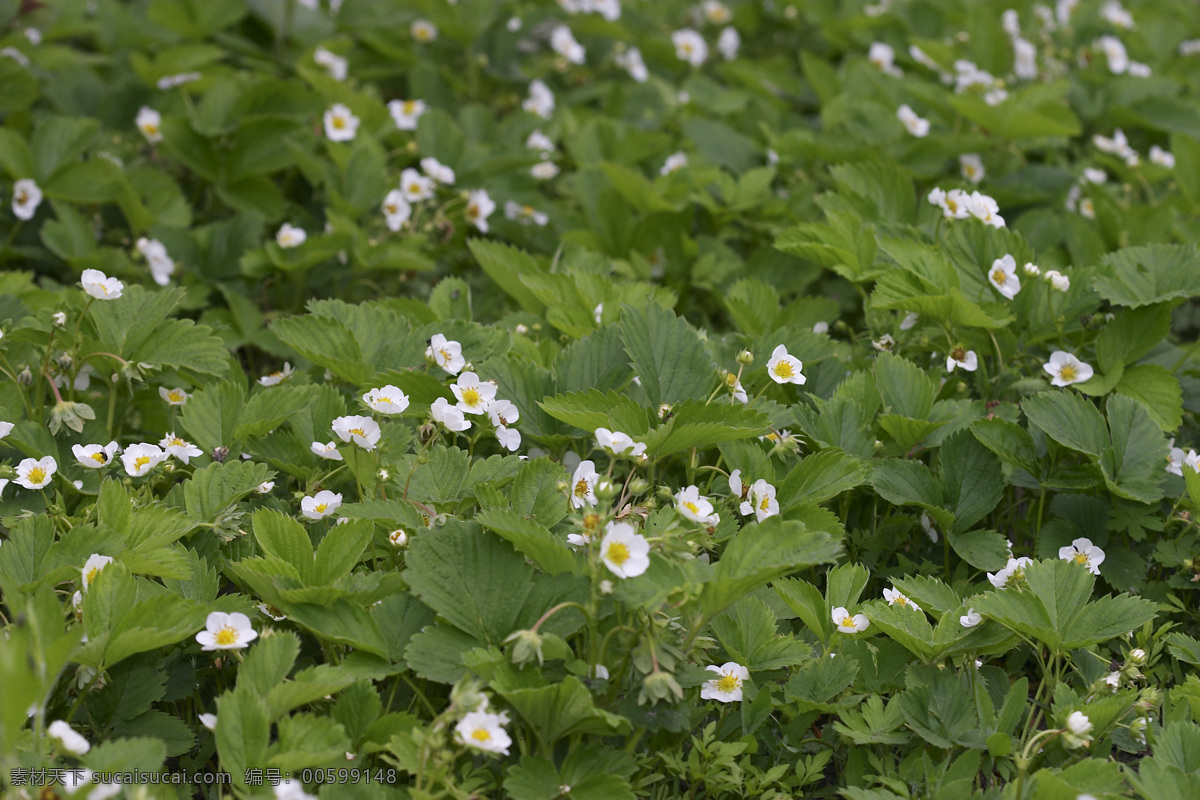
[332,415,382,450]
[311,441,343,461]
[1059,537,1105,574]
[197,713,217,731]
[900,311,921,331]
[1044,269,1070,292]
[504,200,548,226]
[883,587,920,611]
[1002,9,1021,36]
[1079,197,1096,219]
[570,460,599,508]
[832,606,869,633]
[869,42,902,76]
[275,780,318,800]
[591,0,621,20]
[256,481,275,493]
[400,168,435,203]
[1013,37,1038,80]
[465,189,495,233]
[431,397,471,432]
[551,25,586,64]
[1182,39,1200,56]
[873,334,896,352]
[927,187,971,220]
[595,428,646,459]
[133,236,175,285]
[389,98,426,131]
[523,79,556,118]
[12,178,42,220]
[599,521,651,578]
[675,485,720,526]
[451,372,497,415]
[0,420,13,439]
[1082,168,1107,185]
[80,268,123,300]
[427,333,466,375]
[381,190,413,231]
[702,0,732,24]
[159,433,202,464]
[136,106,163,143]
[258,603,287,621]
[946,347,978,372]
[411,18,437,42]
[1150,145,1175,168]
[494,424,522,452]
[749,479,778,522]
[661,151,689,176]
[717,27,740,60]
[59,767,95,795]
[909,44,941,73]
[1044,351,1093,387]
[988,255,1021,299]
[259,363,294,386]
[196,611,258,651]
[960,608,982,627]
[421,157,456,185]
[301,490,342,520]
[701,662,749,702]
[72,442,119,469]
[896,105,929,137]
[960,154,985,184]
[48,721,90,755]
[1104,671,1121,690]
[1094,129,1138,165]
[966,191,1005,227]
[276,223,307,249]
[766,344,806,385]
[456,710,511,755]
[487,399,521,430]
[363,385,410,415]
[615,46,648,82]
[1023,262,1041,277]
[1185,450,1200,474]
[388,529,409,547]
[1066,710,1093,737]
[120,443,165,476]
[987,556,1033,588]
[1095,36,1129,74]
[323,103,359,142]
[1167,444,1186,477]
[313,46,347,80]
[1,47,30,67]
[81,554,114,592]
[672,28,708,66]
[526,130,555,155]
[16,455,57,489]
[1101,1,1134,29]
[729,469,752,515]
[531,161,560,180]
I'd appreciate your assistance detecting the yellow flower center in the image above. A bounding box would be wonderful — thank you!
[409,182,422,194]
[403,100,417,113]
[583,513,600,531]
[965,165,977,178]
[27,467,46,484]
[169,438,185,447]
[993,269,1007,285]
[574,479,590,498]
[725,373,738,387]
[16,191,28,204]
[270,371,283,379]
[759,496,771,512]
[144,123,158,135]
[377,396,393,405]
[314,503,328,514]
[90,452,107,464]
[332,116,346,130]
[682,43,693,54]
[470,728,491,742]
[523,205,534,215]
[134,455,150,470]
[951,346,967,362]
[946,197,958,212]
[385,204,398,214]
[895,595,908,606]
[168,390,183,402]
[773,360,794,379]
[1059,365,1077,382]
[1073,552,1088,565]
[606,541,630,565]
[439,347,453,364]
[468,204,480,219]
[716,674,740,693]
[214,627,239,647]
[349,428,366,437]
[416,28,431,41]
[461,388,481,406]
[839,616,854,628]
[684,501,700,515]
[85,567,100,585]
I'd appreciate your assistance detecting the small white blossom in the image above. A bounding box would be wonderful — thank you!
[615,47,648,82]
[389,99,426,131]
[431,397,471,432]
[426,334,466,375]
[717,27,740,60]
[465,189,496,233]
[323,103,360,142]
[313,47,348,80]
[960,608,983,627]
[72,441,119,469]
[1044,351,1094,387]
[400,168,435,203]
[160,433,203,465]
[456,710,512,755]
[766,344,805,385]
[311,441,343,461]
[80,268,123,300]
[869,42,902,77]
[832,607,869,633]
[276,223,307,249]
[946,347,979,372]
[531,161,560,180]
[301,490,342,520]
[570,460,599,508]
[897,104,930,137]
[411,19,438,43]
[121,443,165,476]
[988,254,1021,299]
[523,80,556,118]
[676,485,720,526]
[661,151,689,176]
[196,611,258,651]
[960,154,985,184]
[883,587,920,611]
[332,415,382,450]
[599,521,650,578]
[672,29,708,66]
[12,178,42,220]
[48,721,90,755]
[551,26,585,64]
[81,554,114,592]
[504,200,548,226]
[1059,537,1105,574]
[136,106,163,143]
[363,385,410,415]
[382,190,413,231]
[451,372,497,415]
[259,363,294,386]
[701,662,749,702]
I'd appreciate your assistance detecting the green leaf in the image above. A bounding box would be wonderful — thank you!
[270,313,371,384]
[618,302,714,408]
[940,430,1004,533]
[1101,394,1167,503]
[313,519,373,585]
[1113,364,1183,433]
[1022,391,1108,458]
[971,418,1040,474]
[251,512,311,583]
[468,239,546,314]
[899,666,985,749]
[539,390,650,436]
[183,461,274,523]
[640,401,769,458]
[239,630,300,697]
[875,352,934,420]
[1092,244,1200,308]
[946,529,1010,572]
[283,600,389,659]
[778,449,867,508]
[871,459,951,529]
[711,596,809,671]
[698,518,841,626]
[498,676,631,748]
[475,508,576,576]
[215,688,271,784]
[1095,305,1174,373]
[553,326,634,396]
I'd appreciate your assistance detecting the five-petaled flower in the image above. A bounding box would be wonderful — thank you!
[121,443,166,476]
[332,415,382,450]
[81,553,114,592]
[456,710,511,755]
[363,385,410,415]
[883,587,920,611]
[73,441,119,469]
[832,606,870,633]
[389,98,426,130]
[571,460,599,508]
[301,490,342,520]
[196,611,258,651]
[675,485,720,526]
[960,608,983,628]
[161,433,203,464]
[599,521,650,578]
[452,371,497,415]
[672,29,708,66]
[988,255,1021,299]
[946,346,978,372]
[431,397,471,432]
[136,106,163,143]
[81,268,123,300]
[259,363,294,386]
[749,479,778,522]
[701,662,749,703]
[12,178,42,220]
[276,223,307,249]
[159,386,189,406]
[595,427,646,459]
[766,344,806,385]
[426,333,466,375]
[1043,351,1093,387]
[323,104,359,142]
[465,189,496,233]
[16,455,57,489]
[48,720,90,755]
[1059,537,1105,575]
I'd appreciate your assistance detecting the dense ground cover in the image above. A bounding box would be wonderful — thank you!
[5,0,1200,798]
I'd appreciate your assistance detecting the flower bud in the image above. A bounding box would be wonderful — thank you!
[18,365,33,385]
[48,400,96,435]
[627,478,650,496]
[639,671,684,705]
[1129,648,1146,665]
[595,478,617,500]
[389,529,408,547]
[449,678,490,714]
[52,311,67,327]
[56,352,73,372]
[599,579,614,595]
[736,349,754,365]
[503,628,545,667]
[378,468,391,481]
